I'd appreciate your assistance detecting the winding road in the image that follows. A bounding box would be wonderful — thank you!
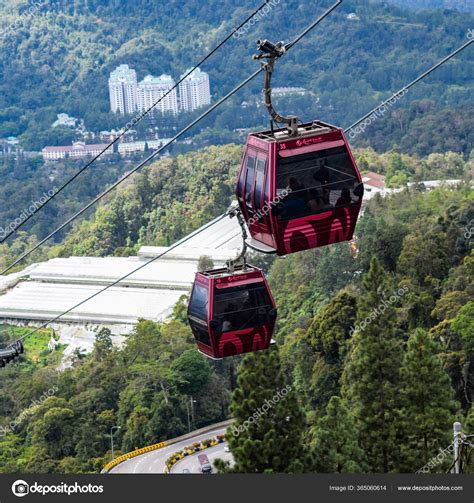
[170,442,233,474]
[110,425,232,474]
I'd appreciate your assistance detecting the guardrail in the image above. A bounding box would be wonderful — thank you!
[164,434,226,473]
[102,441,168,473]
[103,419,234,474]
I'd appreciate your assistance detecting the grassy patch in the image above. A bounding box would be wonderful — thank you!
[0,325,64,366]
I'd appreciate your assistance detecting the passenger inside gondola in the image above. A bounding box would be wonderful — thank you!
[281,177,307,218]
[313,162,330,185]
[213,283,273,333]
[276,145,359,219]
[336,187,352,206]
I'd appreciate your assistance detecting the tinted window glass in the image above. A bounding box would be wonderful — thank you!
[275,146,361,220]
[244,155,256,216]
[188,284,208,321]
[213,282,273,333]
[237,156,246,201]
[189,319,211,347]
[253,159,266,212]
[264,167,271,206]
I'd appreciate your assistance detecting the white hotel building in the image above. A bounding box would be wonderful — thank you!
[108,65,211,115]
[42,142,113,161]
[137,75,179,115]
[178,68,211,112]
[109,64,138,115]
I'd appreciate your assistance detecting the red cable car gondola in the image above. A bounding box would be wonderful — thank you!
[237,40,364,256]
[187,264,277,359]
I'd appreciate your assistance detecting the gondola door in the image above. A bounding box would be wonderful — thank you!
[237,141,276,250]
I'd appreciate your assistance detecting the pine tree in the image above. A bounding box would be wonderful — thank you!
[304,291,357,414]
[311,396,367,473]
[398,328,457,471]
[341,257,403,472]
[222,347,308,473]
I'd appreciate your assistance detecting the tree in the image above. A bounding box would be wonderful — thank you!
[398,231,450,286]
[122,406,150,453]
[93,327,113,360]
[146,397,186,442]
[452,302,474,408]
[341,257,403,472]
[311,397,367,473]
[430,321,470,412]
[398,329,457,471]
[30,399,76,459]
[170,349,211,396]
[302,291,357,414]
[220,347,308,473]
[452,302,474,360]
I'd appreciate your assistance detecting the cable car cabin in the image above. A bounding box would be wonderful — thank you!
[0,340,23,368]
[187,265,277,359]
[236,120,364,256]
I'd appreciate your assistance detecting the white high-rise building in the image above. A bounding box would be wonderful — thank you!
[137,75,179,115]
[109,65,138,115]
[178,68,211,112]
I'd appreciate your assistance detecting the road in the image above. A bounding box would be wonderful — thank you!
[110,426,229,474]
[170,442,233,474]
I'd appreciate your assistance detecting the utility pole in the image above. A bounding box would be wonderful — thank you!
[190,396,195,427]
[186,401,191,433]
[110,426,121,461]
[453,422,462,474]
[186,396,197,432]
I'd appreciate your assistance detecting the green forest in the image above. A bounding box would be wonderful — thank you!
[0,141,472,473]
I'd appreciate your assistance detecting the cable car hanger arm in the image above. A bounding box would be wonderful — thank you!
[253,0,343,137]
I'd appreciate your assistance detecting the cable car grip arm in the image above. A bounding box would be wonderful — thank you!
[226,202,248,272]
[253,40,299,136]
